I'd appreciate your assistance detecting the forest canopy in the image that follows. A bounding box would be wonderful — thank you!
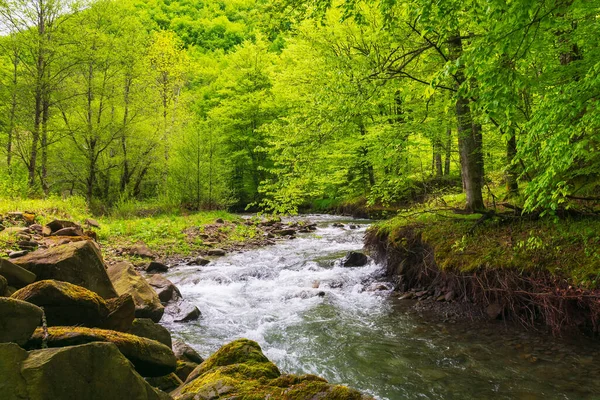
[0,0,598,214]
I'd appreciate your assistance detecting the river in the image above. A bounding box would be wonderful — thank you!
[164,215,600,400]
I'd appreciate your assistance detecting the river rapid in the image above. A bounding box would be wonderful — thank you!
[164,215,600,400]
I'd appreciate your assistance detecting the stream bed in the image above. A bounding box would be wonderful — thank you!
[164,215,600,400]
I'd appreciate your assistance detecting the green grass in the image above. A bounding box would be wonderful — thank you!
[0,196,260,258]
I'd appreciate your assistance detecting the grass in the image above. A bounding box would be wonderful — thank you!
[0,196,262,258]
[372,189,600,289]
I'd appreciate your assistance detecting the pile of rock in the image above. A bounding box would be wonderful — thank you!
[0,237,201,399]
[1,214,99,258]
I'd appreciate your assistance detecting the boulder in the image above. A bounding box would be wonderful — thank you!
[8,250,29,258]
[85,218,101,228]
[172,339,370,400]
[0,275,7,296]
[11,280,109,327]
[12,241,118,299]
[146,373,183,393]
[145,261,169,273]
[104,293,136,332]
[108,262,164,322]
[342,251,369,267]
[43,220,82,236]
[173,340,203,364]
[0,258,36,288]
[28,326,177,377]
[164,300,201,323]
[175,360,197,382]
[130,318,172,347]
[207,248,226,256]
[52,226,84,237]
[0,298,43,345]
[186,257,210,266]
[0,342,171,400]
[129,242,156,259]
[147,274,181,303]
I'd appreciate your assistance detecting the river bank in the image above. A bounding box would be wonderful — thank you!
[365,208,600,335]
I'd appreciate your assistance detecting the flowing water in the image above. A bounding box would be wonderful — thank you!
[164,215,600,400]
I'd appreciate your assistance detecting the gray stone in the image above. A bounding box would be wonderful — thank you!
[342,251,368,267]
[0,258,36,288]
[130,318,172,347]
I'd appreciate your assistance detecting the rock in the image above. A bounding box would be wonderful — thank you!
[173,339,370,400]
[0,342,170,400]
[104,293,136,332]
[0,298,43,345]
[272,229,296,236]
[13,241,118,299]
[11,280,109,328]
[146,373,182,393]
[186,257,210,266]
[3,226,29,235]
[444,291,455,302]
[28,326,177,377]
[85,218,101,228]
[332,223,345,228]
[349,224,358,229]
[165,300,201,323]
[172,340,204,364]
[29,224,43,233]
[147,274,181,303]
[207,248,226,257]
[215,218,225,224]
[175,360,197,382]
[107,262,164,322]
[43,220,81,236]
[398,292,415,300]
[486,303,504,320]
[0,275,7,296]
[342,251,368,267]
[52,226,84,237]
[145,261,169,273]
[8,250,29,258]
[0,224,4,232]
[18,240,39,249]
[129,242,156,259]
[130,318,172,347]
[0,258,36,288]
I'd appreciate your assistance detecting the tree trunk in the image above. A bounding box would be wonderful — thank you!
[41,92,50,194]
[7,46,18,172]
[506,129,519,196]
[444,128,452,176]
[120,76,132,192]
[448,33,485,212]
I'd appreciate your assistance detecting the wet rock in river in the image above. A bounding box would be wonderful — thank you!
[173,339,204,364]
[144,261,169,273]
[166,300,201,323]
[342,251,369,267]
[186,256,210,266]
[208,248,226,257]
[147,274,181,303]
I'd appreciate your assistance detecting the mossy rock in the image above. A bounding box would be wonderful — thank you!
[176,360,198,382]
[0,297,43,345]
[27,326,177,377]
[107,262,164,322]
[172,339,371,400]
[0,275,7,296]
[0,342,171,400]
[130,318,172,347]
[146,372,183,392]
[104,293,136,332]
[11,280,109,327]
[13,241,118,299]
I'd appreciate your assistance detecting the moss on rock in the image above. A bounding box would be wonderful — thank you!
[11,280,109,327]
[27,326,176,377]
[172,339,372,400]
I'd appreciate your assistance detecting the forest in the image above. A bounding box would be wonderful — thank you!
[0,0,597,216]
